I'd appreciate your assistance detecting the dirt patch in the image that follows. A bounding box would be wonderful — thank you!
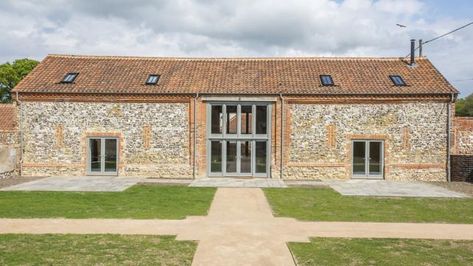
[430,182,473,197]
[0,176,46,189]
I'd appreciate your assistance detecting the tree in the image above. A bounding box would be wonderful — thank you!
[0,58,39,103]
[455,94,473,117]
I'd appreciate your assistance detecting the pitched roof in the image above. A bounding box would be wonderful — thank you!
[13,54,458,95]
[0,104,17,131]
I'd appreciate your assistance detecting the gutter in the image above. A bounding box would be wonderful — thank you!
[15,91,23,176]
[193,93,198,179]
[446,92,456,182]
[279,93,284,179]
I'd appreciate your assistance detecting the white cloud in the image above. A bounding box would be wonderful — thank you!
[0,0,472,95]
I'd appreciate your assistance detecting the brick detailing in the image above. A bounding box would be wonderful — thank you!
[143,125,151,149]
[55,125,64,148]
[326,124,336,148]
[402,126,410,150]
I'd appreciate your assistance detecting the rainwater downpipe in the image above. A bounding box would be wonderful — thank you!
[447,93,455,182]
[16,91,23,176]
[279,93,284,179]
[193,93,198,179]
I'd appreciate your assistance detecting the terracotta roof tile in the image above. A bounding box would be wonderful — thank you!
[0,104,17,131]
[13,54,458,95]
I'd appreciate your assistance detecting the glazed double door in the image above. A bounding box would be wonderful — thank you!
[88,138,118,175]
[210,140,268,177]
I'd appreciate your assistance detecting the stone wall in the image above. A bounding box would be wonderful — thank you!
[451,117,473,182]
[21,102,192,178]
[285,102,449,181]
[0,131,18,178]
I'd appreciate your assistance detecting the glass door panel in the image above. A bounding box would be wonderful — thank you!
[255,106,267,134]
[104,139,117,173]
[89,139,102,172]
[210,141,222,173]
[211,105,223,134]
[369,141,382,176]
[353,141,366,175]
[240,106,253,135]
[255,141,267,174]
[226,141,237,173]
[226,106,237,134]
[240,141,252,173]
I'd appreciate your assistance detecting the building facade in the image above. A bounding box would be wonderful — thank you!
[13,55,458,181]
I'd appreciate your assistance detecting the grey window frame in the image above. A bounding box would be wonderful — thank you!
[86,137,119,176]
[206,102,271,178]
[351,140,384,179]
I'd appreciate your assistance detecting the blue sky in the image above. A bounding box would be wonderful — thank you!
[0,0,472,96]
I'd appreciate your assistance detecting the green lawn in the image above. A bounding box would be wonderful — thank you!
[289,238,473,266]
[264,187,473,223]
[0,185,216,219]
[0,234,196,265]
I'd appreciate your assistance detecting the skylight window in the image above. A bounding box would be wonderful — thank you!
[146,74,160,85]
[320,75,334,86]
[390,75,406,86]
[62,73,78,83]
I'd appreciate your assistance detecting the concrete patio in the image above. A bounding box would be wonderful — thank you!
[0,176,142,192]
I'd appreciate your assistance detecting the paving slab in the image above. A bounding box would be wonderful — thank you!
[326,180,469,198]
[0,176,142,192]
[189,177,287,188]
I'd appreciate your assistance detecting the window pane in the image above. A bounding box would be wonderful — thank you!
[226,106,237,134]
[210,141,222,173]
[240,106,253,134]
[211,105,223,134]
[226,141,237,173]
[104,139,117,172]
[256,106,267,134]
[240,141,252,173]
[369,142,382,175]
[255,141,267,173]
[353,141,366,175]
[89,139,101,172]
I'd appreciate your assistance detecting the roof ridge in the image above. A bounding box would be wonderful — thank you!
[46,54,428,61]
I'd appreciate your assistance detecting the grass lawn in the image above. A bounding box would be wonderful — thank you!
[264,187,473,223]
[0,234,196,265]
[289,238,473,266]
[0,185,216,219]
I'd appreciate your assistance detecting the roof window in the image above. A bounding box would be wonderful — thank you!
[146,74,160,85]
[62,73,78,83]
[320,75,334,86]
[389,75,406,86]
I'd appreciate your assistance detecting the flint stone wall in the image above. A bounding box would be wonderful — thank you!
[22,102,191,178]
[286,102,448,181]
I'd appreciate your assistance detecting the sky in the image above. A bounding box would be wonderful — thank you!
[0,0,472,96]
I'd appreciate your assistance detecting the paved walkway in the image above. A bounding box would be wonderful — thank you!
[190,177,287,188]
[1,188,473,265]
